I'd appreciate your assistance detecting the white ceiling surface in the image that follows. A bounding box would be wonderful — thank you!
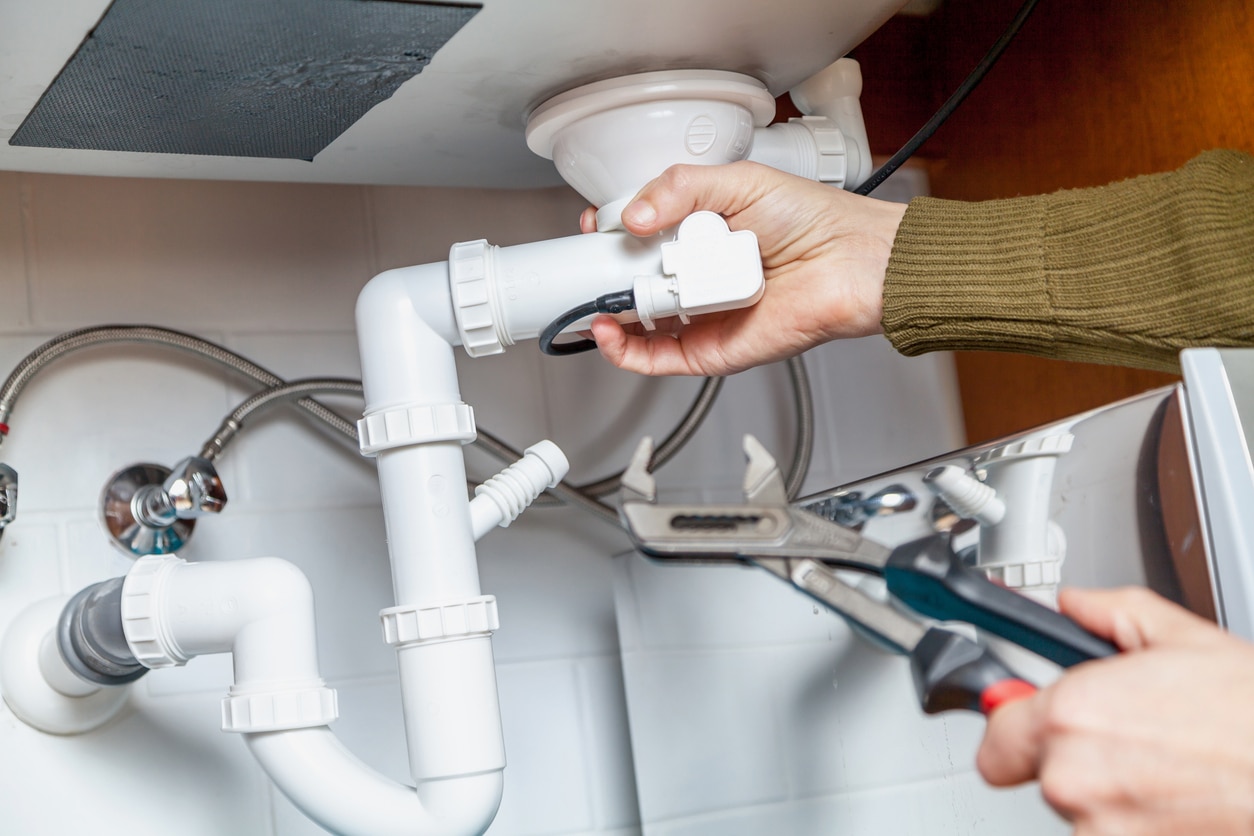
[0,0,906,188]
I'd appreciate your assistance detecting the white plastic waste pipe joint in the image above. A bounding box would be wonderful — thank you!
[525,59,874,231]
[114,552,518,836]
[346,207,763,834]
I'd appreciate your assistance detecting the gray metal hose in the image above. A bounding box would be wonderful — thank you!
[201,378,364,461]
[783,356,814,500]
[198,372,728,506]
[0,325,353,442]
[0,326,814,530]
[570,357,813,501]
[576,376,725,498]
[196,376,623,526]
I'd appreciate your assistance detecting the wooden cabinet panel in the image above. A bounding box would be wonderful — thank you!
[852,0,1254,441]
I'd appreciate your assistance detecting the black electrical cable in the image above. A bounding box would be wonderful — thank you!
[539,290,637,356]
[853,0,1042,196]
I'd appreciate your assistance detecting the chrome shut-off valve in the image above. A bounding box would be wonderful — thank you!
[162,456,227,518]
[101,456,226,556]
[0,463,17,538]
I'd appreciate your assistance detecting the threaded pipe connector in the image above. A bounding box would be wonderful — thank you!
[470,440,570,539]
[924,465,1006,526]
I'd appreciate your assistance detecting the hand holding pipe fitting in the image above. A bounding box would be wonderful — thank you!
[637,211,765,329]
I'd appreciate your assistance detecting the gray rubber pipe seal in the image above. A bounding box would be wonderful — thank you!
[57,577,148,686]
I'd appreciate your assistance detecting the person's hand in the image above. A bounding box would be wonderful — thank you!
[978,587,1254,834]
[582,162,907,376]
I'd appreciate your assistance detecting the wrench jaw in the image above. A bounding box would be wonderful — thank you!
[620,436,658,505]
[619,434,794,566]
[741,435,789,505]
[622,433,787,508]
[619,434,763,565]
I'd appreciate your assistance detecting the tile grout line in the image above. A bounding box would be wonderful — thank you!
[17,175,37,327]
[361,184,380,281]
[572,660,607,831]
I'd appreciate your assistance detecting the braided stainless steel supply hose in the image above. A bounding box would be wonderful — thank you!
[200,378,365,461]
[193,376,621,525]
[0,325,353,443]
[1,327,814,528]
[569,357,813,501]
[575,376,725,498]
[783,356,814,500]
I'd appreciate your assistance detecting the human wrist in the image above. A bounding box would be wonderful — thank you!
[881,194,1050,355]
[870,199,907,323]
[833,195,904,339]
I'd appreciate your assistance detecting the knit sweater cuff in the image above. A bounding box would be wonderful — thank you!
[881,194,1055,357]
[879,151,1254,374]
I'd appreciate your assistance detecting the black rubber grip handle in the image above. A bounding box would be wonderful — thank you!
[910,627,1036,714]
[885,534,1117,668]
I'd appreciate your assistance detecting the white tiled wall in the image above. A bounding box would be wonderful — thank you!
[0,171,637,836]
[0,166,1053,836]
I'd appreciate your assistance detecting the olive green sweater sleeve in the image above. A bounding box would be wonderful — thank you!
[881,149,1254,373]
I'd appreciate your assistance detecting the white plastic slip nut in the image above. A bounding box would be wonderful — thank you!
[450,239,508,357]
[984,560,1062,589]
[792,116,850,185]
[221,684,339,733]
[120,555,187,669]
[357,402,477,456]
[789,58,873,188]
[975,433,1075,466]
[381,596,500,648]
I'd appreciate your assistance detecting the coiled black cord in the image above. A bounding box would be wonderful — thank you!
[538,290,637,356]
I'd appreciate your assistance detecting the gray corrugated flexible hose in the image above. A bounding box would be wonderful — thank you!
[0,325,353,440]
[568,357,813,501]
[0,326,815,527]
[193,376,624,527]
[783,356,814,500]
[199,377,365,462]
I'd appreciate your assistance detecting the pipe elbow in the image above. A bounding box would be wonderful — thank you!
[416,772,504,836]
[356,263,462,410]
[223,558,321,687]
[223,557,321,686]
[232,556,314,620]
[119,556,322,685]
[246,727,503,836]
[356,265,459,350]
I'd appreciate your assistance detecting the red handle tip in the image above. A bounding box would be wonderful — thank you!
[980,679,1036,714]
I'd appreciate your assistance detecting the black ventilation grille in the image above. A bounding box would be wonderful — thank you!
[10,0,480,161]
